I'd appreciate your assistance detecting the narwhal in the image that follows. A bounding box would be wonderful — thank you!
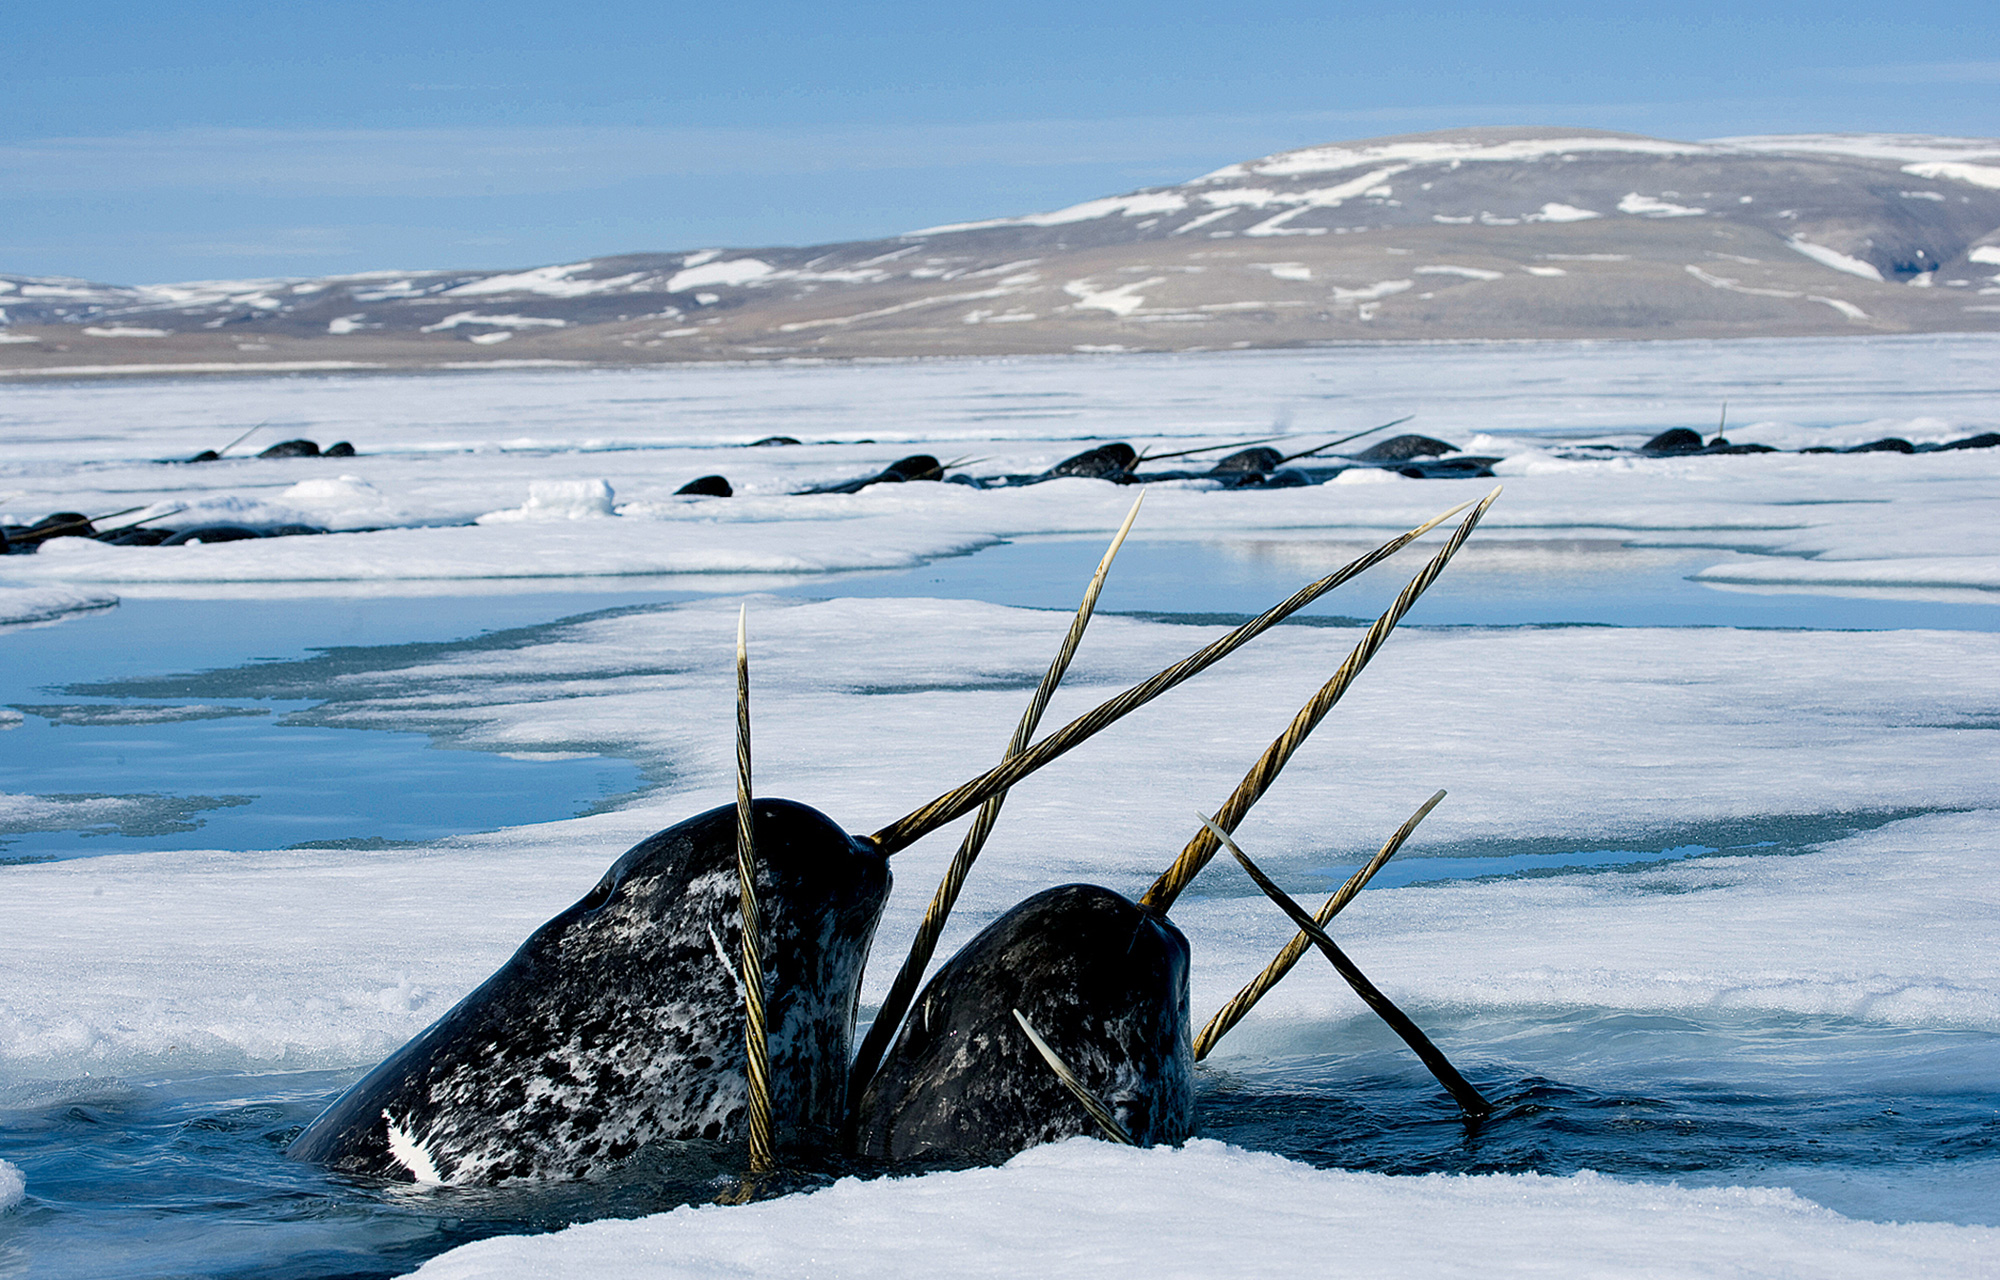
[852,488,1500,1164]
[289,491,1485,1184]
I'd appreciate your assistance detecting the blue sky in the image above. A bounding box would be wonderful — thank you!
[4,1,1995,283]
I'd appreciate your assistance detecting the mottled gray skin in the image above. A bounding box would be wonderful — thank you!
[288,799,888,1184]
[1042,442,1137,481]
[853,883,1193,1165]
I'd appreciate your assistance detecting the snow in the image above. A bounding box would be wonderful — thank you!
[1330,279,1413,302]
[1204,136,1716,182]
[0,584,119,628]
[419,312,569,332]
[667,259,777,292]
[1062,277,1163,317]
[1717,134,2000,164]
[1901,161,2000,191]
[444,263,648,299]
[1787,239,1887,282]
[908,192,1190,236]
[0,333,39,344]
[1809,296,1870,321]
[81,326,168,337]
[1617,193,1706,218]
[1528,202,1600,222]
[475,478,617,523]
[1414,265,1504,281]
[408,1139,1997,1280]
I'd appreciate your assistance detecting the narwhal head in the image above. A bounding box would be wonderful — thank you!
[851,883,1194,1166]
[288,798,888,1183]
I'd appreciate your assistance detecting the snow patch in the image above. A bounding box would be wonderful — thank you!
[445,263,646,299]
[1528,202,1601,222]
[1808,296,1870,321]
[1618,193,1706,217]
[1208,135,1717,181]
[475,480,616,524]
[1718,134,2000,164]
[82,326,168,337]
[910,192,1190,236]
[1063,277,1164,317]
[1900,161,2000,191]
[1786,239,1886,282]
[1415,265,1505,281]
[1331,279,1413,302]
[666,259,775,292]
[419,313,568,333]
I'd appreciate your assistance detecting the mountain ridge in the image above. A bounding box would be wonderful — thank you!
[5,126,1998,375]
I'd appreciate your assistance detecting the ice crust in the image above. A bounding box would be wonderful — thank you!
[0,585,118,628]
[406,1139,1997,1280]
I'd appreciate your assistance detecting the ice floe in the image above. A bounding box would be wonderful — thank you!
[406,1138,1997,1280]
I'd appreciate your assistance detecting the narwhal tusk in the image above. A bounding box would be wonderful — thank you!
[735,606,775,1172]
[1138,486,1498,914]
[1277,414,1416,465]
[1011,1009,1137,1146]
[1133,431,1296,466]
[1194,789,1446,1060]
[849,493,1145,1104]
[869,494,1481,856]
[1198,816,1494,1121]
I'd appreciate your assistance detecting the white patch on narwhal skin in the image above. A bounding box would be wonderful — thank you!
[383,1111,446,1185]
[708,921,747,1002]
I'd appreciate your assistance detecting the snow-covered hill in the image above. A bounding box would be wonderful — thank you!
[4,127,1999,373]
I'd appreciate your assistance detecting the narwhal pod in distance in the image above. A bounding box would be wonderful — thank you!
[852,884,1193,1164]
[287,799,888,1185]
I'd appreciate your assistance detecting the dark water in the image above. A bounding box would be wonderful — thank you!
[4,1008,1994,1279]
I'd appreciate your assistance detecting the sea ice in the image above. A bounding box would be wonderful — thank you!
[407,1139,1997,1280]
[2,339,1998,1274]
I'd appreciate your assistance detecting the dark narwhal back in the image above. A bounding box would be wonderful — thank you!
[289,798,888,1183]
[853,883,1193,1164]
